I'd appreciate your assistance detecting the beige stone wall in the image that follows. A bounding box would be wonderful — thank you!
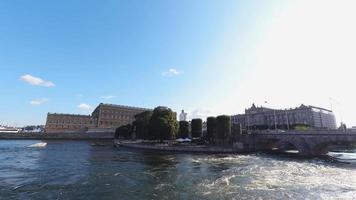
[96,104,150,128]
[45,113,97,133]
[45,103,151,132]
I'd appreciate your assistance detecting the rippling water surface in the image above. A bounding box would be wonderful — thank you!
[1,140,356,200]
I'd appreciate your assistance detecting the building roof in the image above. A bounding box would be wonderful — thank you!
[47,113,91,117]
[97,103,152,111]
[233,104,333,116]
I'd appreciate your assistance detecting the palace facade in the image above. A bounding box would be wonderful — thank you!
[231,104,337,130]
[45,103,151,133]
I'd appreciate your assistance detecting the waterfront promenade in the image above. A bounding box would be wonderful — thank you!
[114,130,356,156]
[115,140,246,153]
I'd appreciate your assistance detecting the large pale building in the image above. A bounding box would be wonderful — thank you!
[45,113,97,132]
[45,103,151,133]
[231,104,337,130]
[92,103,151,129]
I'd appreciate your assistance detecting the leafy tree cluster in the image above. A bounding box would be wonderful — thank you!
[115,124,132,139]
[191,119,202,138]
[216,115,231,140]
[207,115,232,144]
[132,111,153,139]
[148,106,178,141]
[117,106,207,141]
[178,121,190,138]
[207,117,217,142]
[122,106,178,141]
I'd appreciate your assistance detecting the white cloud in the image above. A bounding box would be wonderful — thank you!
[20,74,55,87]
[188,108,213,121]
[101,95,116,100]
[161,68,181,76]
[77,103,92,113]
[30,98,48,105]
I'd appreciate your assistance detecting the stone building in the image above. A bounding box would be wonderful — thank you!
[45,103,151,133]
[92,103,151,129]
[231,104,336,130]
[45,113,97,132]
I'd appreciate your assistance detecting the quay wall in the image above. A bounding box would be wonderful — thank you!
[115,140,251,153]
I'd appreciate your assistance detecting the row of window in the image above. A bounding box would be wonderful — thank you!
[48,120,95,124]
[47,125,86,129]
[100,114,131,120]
[99,120,130,125]
[101,109,136,115]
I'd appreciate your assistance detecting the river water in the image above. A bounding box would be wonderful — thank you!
[0,140,356,200]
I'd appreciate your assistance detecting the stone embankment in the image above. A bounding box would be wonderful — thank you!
[114,140,248,153]
[0,132,114,140]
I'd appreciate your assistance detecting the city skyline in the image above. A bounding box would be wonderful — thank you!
[1,0,355,126]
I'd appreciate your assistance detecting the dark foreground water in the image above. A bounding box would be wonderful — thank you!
[1,140,356,200]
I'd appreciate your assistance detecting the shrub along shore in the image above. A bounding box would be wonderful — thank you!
[115,106,242,147]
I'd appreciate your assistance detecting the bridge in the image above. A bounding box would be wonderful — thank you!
[236,130,356,156]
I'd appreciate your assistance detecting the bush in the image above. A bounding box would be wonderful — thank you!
[133,111,153,139]
[191,119,202,138]
[179,121,190,138]
[216,115,231,140]
[207,117,216,141]
[148,106,178,141]
[115,124,132,139]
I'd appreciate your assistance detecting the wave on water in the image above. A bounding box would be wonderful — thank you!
[27,142,47,148]
[328,152,356,162]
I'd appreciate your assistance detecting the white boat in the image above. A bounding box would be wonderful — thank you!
[0,126,19,133]
[28,142,47,148]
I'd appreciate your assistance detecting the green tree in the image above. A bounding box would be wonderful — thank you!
[179,121,190,138]
[191,119,203,138]
[115,124,132,139]
[148,106,178,141]
[207,117,217,142]
[216,115,231,140]
[132,111,153,139]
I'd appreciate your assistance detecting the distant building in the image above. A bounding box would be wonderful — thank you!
[45,103,151,133]
[22,125,45,133]
[45,113,97,133]
[231,104,337,130]
[92,103,151,129]
[179,110,187,121]
[0,126,19,133]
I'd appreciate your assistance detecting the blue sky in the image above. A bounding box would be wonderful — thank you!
[1,0,355,126]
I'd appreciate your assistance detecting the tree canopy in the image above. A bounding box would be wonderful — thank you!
[207,117,217,142]
[115,124,132,139]
[178,121,190,138]
[132,111,153,139]
[191,119,202,138]
[148,106,178,141]
[216,115,231,140]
